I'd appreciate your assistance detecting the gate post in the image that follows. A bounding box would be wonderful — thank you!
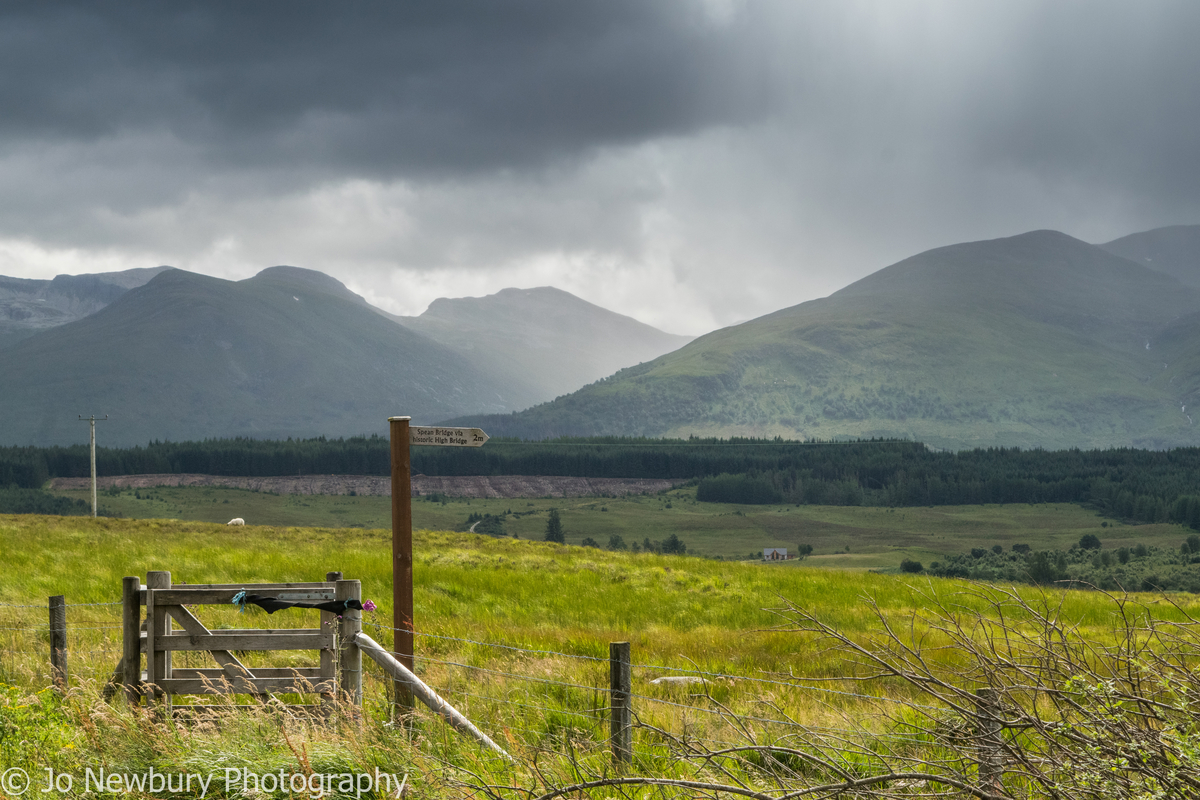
[321,571,342,714]
[337,579,362,709]
[122,576,142,705]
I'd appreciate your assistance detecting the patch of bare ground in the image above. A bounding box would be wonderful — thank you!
[48,473,680,498]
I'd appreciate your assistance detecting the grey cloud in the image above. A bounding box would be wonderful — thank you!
[3,1,1200,335]
[0,1,771,177]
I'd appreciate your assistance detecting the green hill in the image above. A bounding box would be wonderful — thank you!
[0,268,517,446]
[397,286,692,410]
[2,266,694,424]
[453,230,1200,449]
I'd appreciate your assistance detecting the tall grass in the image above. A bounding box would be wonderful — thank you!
[3,513,1198,797]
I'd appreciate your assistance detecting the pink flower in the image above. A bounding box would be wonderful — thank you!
[363,600,377,612]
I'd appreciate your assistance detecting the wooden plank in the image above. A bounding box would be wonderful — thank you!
[137,583,334,604]
[154,626,324,636]
[172,668,324,680]
[156,632,331,651]
[173,582,334,590]
[139,628,330,652]
[164,604,220,637]
[171,704,326,718]
[155,588,334,605]
[164,604,262,698]
[159,677,336,695]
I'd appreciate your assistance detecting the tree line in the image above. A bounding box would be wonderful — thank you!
[0,435,917,485]
[10,435,1200,527]
[924,534,1200,593]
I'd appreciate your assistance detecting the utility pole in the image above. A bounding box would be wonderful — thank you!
[78,415,107,517]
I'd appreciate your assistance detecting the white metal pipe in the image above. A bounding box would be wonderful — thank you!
[353,631,511,759]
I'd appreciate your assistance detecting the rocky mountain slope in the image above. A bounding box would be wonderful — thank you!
[0,266,171,349]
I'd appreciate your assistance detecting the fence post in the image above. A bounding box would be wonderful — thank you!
[976,687,1004,792]
[610,641,632,766]
[146,571,172,715]
[48,595,67,692]
[122,576,142,705]
[337,579,362,710]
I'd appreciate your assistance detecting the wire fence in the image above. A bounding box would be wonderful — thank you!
[402,624,943,713]
[1,595,947,757]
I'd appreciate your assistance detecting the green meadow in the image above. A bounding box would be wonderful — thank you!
[51,483,1193,570]
[3,512,1188,692]
[3,513,1198,798]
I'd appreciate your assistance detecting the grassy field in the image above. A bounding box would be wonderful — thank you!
[51,483,1195,570]
[3,513,1187,692]
[3,513,1197,798]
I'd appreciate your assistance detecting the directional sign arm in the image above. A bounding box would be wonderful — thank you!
[409,427,489,447]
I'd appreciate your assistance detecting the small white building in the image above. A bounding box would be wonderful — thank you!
[763,548,788,561]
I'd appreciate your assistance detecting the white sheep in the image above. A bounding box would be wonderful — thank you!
[226,517,245,526]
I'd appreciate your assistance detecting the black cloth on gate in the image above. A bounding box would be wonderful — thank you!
[238,594,364,614]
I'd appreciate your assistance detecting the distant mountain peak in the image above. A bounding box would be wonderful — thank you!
[402,285,692,409]
[248,266,365,300]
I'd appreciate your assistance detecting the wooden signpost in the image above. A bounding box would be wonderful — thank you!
[389,417,488,716]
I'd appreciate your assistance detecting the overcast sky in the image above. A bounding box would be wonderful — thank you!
[1,1,1198,335]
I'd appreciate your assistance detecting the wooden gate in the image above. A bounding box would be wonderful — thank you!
[120,570,361,714]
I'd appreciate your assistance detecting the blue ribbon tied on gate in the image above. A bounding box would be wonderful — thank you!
[231,590,248,613]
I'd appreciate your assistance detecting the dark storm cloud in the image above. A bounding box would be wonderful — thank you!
[0,1,771,177]
[3,1,1200,333]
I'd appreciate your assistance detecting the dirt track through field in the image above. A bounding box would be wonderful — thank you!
[49,473,680,498]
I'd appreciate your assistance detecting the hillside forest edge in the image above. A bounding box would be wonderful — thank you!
[6,436,1200,529]
[12,436,1200,592]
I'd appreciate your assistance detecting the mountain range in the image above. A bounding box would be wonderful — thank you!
[5,224,1200,450]
[0,267,688,446]
[454,226,1200,451]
